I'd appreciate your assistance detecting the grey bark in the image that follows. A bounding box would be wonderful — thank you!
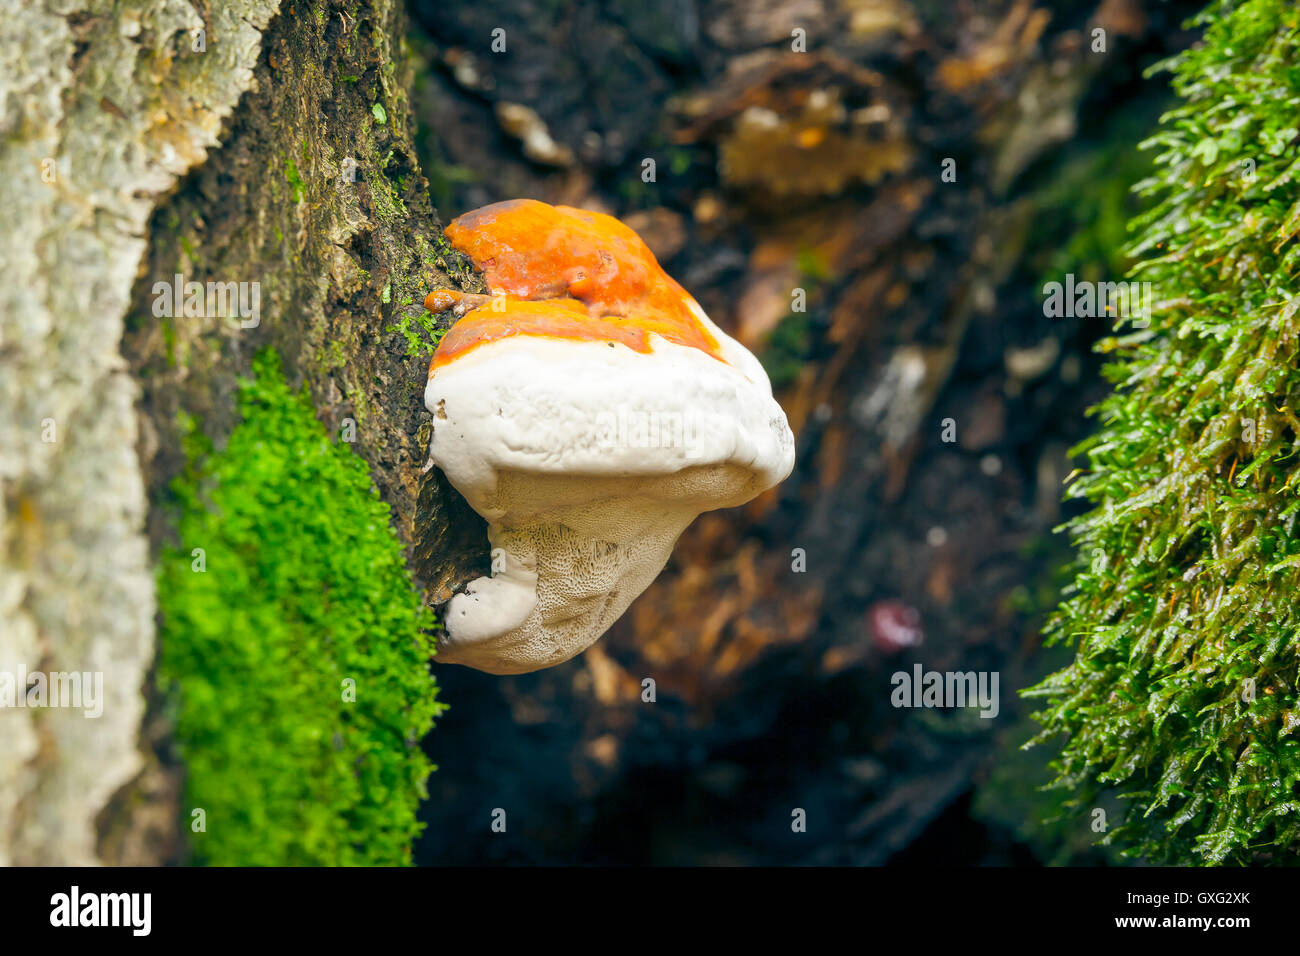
[0,0,475,865]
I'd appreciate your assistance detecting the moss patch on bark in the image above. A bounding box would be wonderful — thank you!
[157,350,444,866]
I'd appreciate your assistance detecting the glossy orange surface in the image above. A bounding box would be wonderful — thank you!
[426,199,724,371]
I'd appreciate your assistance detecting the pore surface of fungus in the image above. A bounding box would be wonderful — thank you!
[424,199,795,674]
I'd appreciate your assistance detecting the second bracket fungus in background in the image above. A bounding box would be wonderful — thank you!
[424,199,795,674]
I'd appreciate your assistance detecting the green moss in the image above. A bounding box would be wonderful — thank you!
[423,155,477,216]
[157,349,444,866]
[759,252,832,390]
[161,314,177,367]
[1027,0,1300,865]
[795,247,834,284]
[976,708,1128,866]
[284,157,305,204]
[1023,110,1162,291]
[387,308,446,358]
[368,172,408,223]
[345,383,379,432]
[760,311,813,390]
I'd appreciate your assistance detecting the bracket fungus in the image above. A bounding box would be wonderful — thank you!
[423,199,795,674]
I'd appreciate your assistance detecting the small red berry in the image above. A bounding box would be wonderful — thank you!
[868,600,924,653]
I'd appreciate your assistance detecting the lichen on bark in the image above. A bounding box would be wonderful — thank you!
[0,0,281,867]
[2,0,482,865]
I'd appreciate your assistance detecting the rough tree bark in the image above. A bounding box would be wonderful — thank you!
[0,0,479,865]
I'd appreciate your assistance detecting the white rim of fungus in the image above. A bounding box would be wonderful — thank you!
[424,302,795,674]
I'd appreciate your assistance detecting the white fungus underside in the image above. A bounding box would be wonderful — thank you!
[425,321,795,675]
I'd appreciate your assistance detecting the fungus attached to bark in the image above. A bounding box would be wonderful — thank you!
[423,199,796,674]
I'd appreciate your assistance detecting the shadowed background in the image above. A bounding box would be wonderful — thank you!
[406,0,1203,865]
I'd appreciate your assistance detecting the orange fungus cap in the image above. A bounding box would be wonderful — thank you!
[426,200,725,372]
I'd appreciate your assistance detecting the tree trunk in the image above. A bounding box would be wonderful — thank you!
[0,0,478,866]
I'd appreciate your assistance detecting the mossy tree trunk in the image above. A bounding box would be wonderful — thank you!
[0,0,479,865]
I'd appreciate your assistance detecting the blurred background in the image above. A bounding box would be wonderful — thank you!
[405,0,1205,865]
